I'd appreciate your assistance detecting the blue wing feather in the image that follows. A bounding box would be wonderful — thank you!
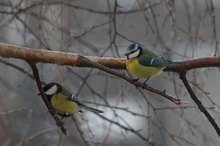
[138,56,179,67]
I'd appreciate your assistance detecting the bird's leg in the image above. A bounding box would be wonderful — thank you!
[56,115,65,124]
[131,78,140,88]
[59,116,65,121]
[142,78,149,88]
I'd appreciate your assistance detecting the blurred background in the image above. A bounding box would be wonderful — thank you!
[0,0,220,146]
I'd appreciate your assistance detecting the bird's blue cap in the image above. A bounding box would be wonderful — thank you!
[125,43,142,56]
[127,43,136,51]
[127,43,143,51]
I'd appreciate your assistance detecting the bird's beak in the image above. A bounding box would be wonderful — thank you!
[124,52,131,60]
[124,52,130,56]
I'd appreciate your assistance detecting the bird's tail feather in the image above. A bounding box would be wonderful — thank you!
[79,104,103,114]
[68,95,103,114]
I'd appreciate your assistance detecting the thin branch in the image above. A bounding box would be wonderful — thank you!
[0,107,26,116]
[164,0,177,39]
[93,112,154,145]
[71,116,94,146]
[28,62,66,135]
[0,58,34,79]
[18,127,56,146]
[0,58,46,85]
[76,55,185,105]
[179,72,220,136]
[209,0,219,56]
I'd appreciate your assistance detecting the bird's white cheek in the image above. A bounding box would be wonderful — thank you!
[45,85,57,95]
[128,50,140,59]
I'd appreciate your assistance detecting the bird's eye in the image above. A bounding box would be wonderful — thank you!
[44,85,57,95]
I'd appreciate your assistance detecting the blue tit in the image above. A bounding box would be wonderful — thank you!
[42,82,103,117]
[125,43,181,85]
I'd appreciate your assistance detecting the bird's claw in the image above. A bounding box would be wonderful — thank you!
[141,83,148,88]
[131,78,140,89]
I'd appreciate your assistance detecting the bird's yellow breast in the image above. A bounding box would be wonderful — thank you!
[126,58,165,78]
[51,93,78,115]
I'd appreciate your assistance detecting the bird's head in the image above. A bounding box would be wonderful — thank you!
[124,43,143,59]
[43,82,62,96]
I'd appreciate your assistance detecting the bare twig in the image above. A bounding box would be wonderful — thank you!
[0,58,46,85]
[71,116,94,146]
[76,55,185,105]
[93,112,155,145]
[0,107,26,116]
[18,127,56,146]
[179,72,220,136]
[28,62,66,135]
[209,0,219,56]
[164,0,177,39]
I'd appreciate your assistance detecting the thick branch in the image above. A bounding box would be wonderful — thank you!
[164,57,220,72]
[1,43,220,72]
[0,43,125,69]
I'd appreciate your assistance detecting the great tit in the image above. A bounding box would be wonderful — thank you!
[125,43,181,85]
[42,82,103,117]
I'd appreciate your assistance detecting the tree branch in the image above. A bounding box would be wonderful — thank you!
[1,43,220,136]
[0,43,125,69]
[164,57,220,72]
[76,55,185,105]
[1,42,220,105]
[28,62,66,135]
[179,72,220,136]
[1,43,220,71]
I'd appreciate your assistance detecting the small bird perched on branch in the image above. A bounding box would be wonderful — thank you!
[125,43,181,86]
[41,82,103,117]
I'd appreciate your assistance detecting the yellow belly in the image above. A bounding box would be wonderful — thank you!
[51,93,78,115]
[126,58,165,78]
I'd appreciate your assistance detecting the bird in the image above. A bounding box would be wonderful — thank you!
[125,43,181,86]
[41,82,103,117]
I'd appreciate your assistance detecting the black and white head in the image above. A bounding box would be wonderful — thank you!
[43,82,62,96]
[124,43,143,59]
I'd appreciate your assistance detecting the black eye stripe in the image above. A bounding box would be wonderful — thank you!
[43,82,61,93]
[43,84,55,92]
[127,49,139,55]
